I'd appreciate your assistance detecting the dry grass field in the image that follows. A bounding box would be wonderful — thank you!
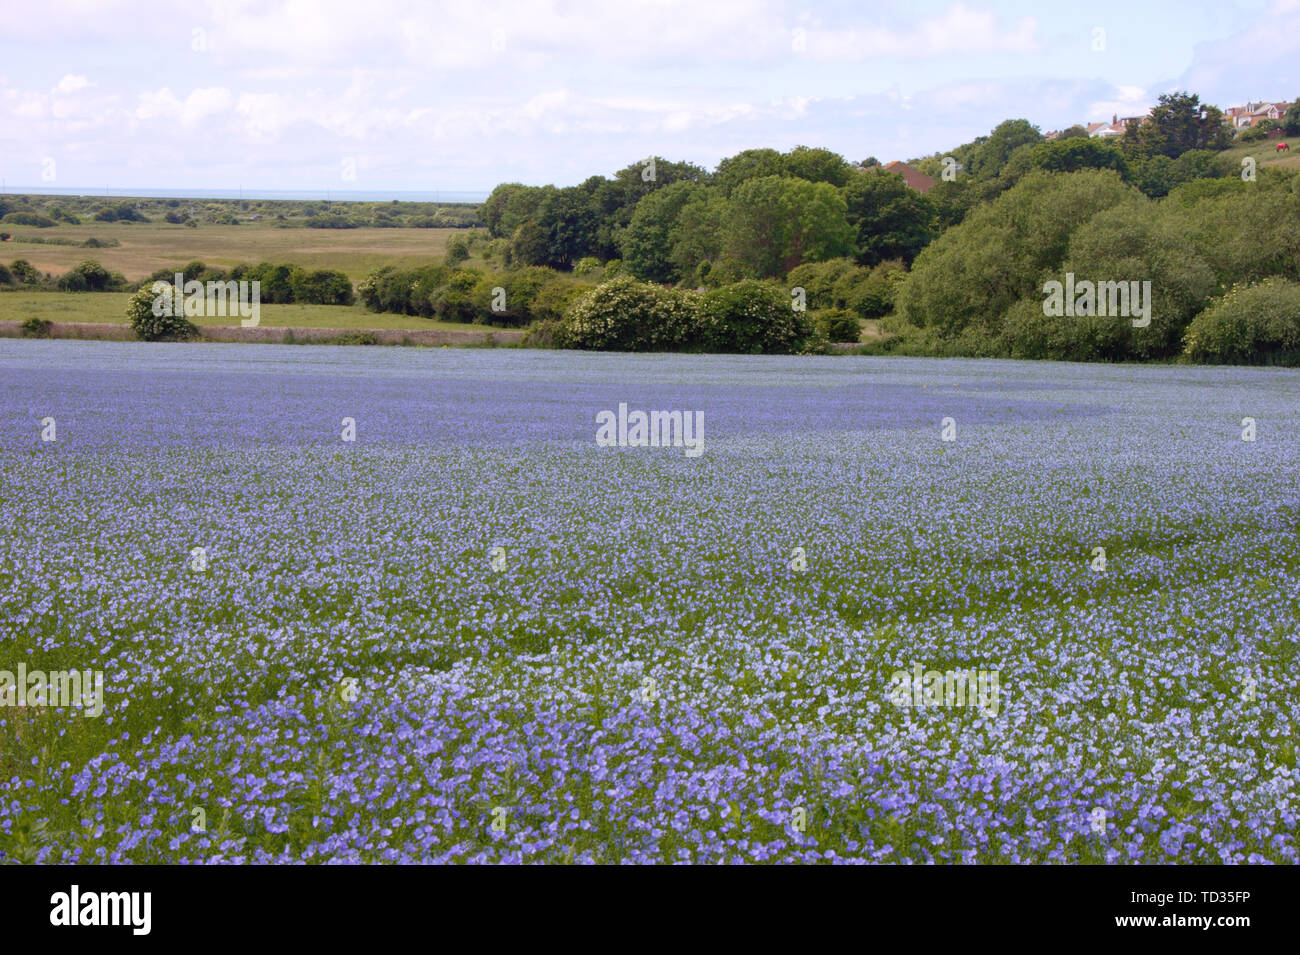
[0,220,455,281]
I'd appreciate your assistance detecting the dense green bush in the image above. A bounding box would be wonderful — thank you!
[444,234,470,265]
[57,260,127,292]
[0,264,12,285]
[787,258,858,310]
[288,268,354,305]
[699,279,812,354]
[9,260,39,284]
[1048,198,1217,359]
[126,284,199,341]
[812,308,861,342]
[899,170,1140,338]
[528,277,585,323]
[2,212,57,227]
[560,276,699,351]
[1183,278,1300,365]
[836,260,907,318]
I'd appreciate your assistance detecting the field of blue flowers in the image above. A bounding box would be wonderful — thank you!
[1,340,1297,864]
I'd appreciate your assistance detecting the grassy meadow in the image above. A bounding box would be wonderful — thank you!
[0,219,456,282]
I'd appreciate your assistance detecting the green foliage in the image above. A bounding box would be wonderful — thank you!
[1122,92,1233,159]
[1183,278,1300,365]
[20,317,53,337]
[1130,150,1232,198]
[0,264,12,285]
[357,262,578,325]
[841,168,938,266]
[965,119,1043,180]
[812,308,860,342]
[722,176,854,279]
[1051,198,1217,359]
[92,202,148,223]
[698,279,812,354]
[559,275,700,351]
[839,260,907,318]
[288,268,354,306]
[9,260,39,283]
[668,190,727,285]
[1015,137,1130,180]
[1285,101,1300,136]
[899,169,1139,337]
[2,212,57,227]
[126,284,199,341]
[787,258,858,310]
[57,260,126,292]
[529,277,586,323]
[780,146,852,187]
[1183,175,1300,287]
[620,180,701,283]
[444,234,471,265]
[573,257,603,277]
[510,219,551,268]
[712,148,786,196]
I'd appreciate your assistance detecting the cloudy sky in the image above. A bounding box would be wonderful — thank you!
[2,0,1297,195]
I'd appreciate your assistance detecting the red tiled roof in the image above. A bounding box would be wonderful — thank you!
[882,161,936,194]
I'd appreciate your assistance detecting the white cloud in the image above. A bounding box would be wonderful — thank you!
[53,74,91,94]
[134,86,233,125]
[802,3,1040,60]
[1087,85,1150,121]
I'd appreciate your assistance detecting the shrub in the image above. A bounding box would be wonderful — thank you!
[787,258,857,310]
[57,260,125,292]
[289,268,354,305]
[1,212,57,227]
[430,268,484,322]
[573,257,603,277]
[1183,278,1300,365]
[126,284,200,341]
[0,264,12,285]
[812,308,861,342]
[520,318,567,349]
[20,317,53,338]
[472,266,556,325]
[9,260,39,284]
[529,277,585,323]
[445,234,471,265]
[699,279,812,354]
[848,260,908,318]
[560,276,699,351]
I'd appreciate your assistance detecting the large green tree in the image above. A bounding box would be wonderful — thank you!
[1122,92,1233,158]
[840,168,937,266]
[898,169,1140,338]
[620,180,704,283]
[720,176,854,279]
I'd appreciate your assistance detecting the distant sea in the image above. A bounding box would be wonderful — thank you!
[0,186,489,204]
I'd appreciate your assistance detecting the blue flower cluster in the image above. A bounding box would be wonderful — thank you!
[0,342,1296,863]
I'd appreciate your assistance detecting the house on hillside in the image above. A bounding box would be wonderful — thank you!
[1089,114,1144,139]
[882,160,936,194]
[1238,102,1291,128]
